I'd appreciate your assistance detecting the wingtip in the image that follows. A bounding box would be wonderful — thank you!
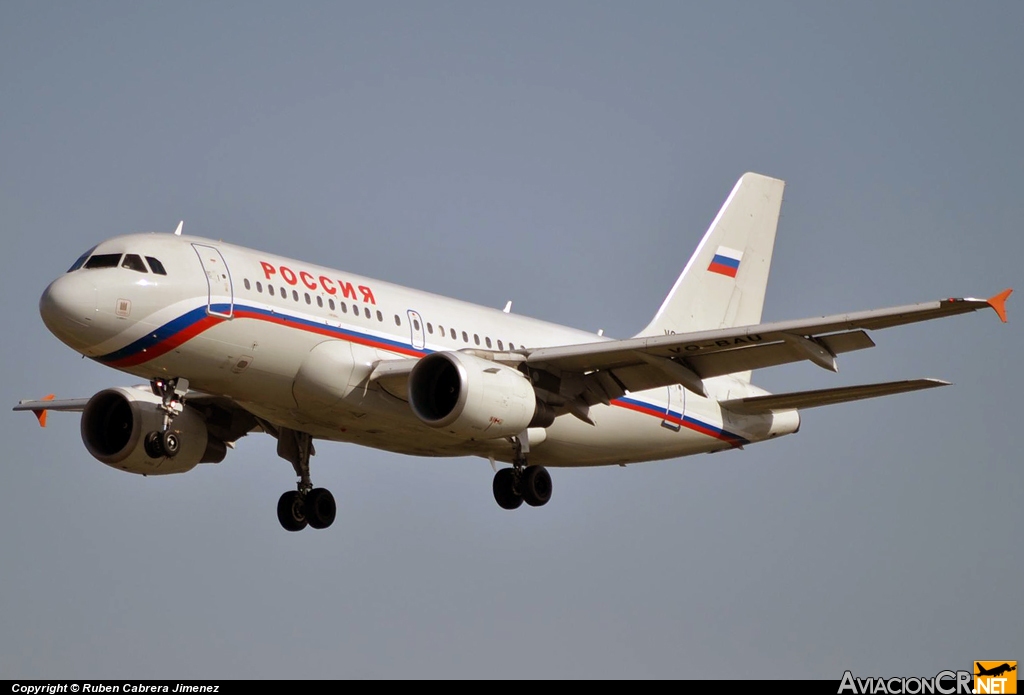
[34,394,56,427]
[987,288,1012,323]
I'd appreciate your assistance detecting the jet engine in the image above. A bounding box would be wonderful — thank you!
[408,352,546,438]
[80,386,226,475]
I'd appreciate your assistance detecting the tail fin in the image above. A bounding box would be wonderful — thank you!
[637,172,785,341]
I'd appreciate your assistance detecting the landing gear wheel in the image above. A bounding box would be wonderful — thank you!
[161,430,181,458]
[305,488,337,530]
[521,466,552,507]
[144,431,165,458]
[277,491,308,532]
[493,468,523,510]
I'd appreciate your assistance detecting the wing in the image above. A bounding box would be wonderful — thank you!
[364,290,1009,420]
[15,388,261,444]
[523,290,1011,405]
[13,395,90,427]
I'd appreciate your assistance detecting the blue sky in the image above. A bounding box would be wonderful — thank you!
[2,2,1021,678]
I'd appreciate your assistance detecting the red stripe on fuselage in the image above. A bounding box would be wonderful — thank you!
[107,307,424,369]
[106,315,226,368]
[611,399,744,447]
[231,309,424,357]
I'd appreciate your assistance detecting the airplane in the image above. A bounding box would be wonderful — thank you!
[976,664,1017,678]
[14,173,1012,532]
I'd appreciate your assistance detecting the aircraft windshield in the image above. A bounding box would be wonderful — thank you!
[84,254,122,269]
[67,246,97,273]
[121,254,148,273]
[146,256,167,275]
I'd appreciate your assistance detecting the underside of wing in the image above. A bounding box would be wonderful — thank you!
[522,290,1011,405]
[15,388,261,443]
[13,395,90,427]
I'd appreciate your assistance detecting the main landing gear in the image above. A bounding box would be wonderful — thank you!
[143,377,189,459]
[275,428,336,532]
[492,432,552,510]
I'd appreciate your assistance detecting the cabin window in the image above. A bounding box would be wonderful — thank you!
[280,286,287,297]
[485,337,492,348]
[84,254,122,269]
[256,281,263,293]
[509,343,515,350]
[426,323,433,334]
[67,247,97,273]
[304,292,311,305]
[473,334,480,345]
[364,307,371,319]
[497,340,504,351]
[243,278,251,290]
[268,285,275,296]
[450,328,456,340]
[292,290,299,302]
[340,302,347,313]
[328,298,335,310]
[413,319,421,331]
[376,310,383,322]
[121,254,148,273]
[462,331,468,343]
[394,315,401,326]
[145,257,167,275]
[317,295,323,308]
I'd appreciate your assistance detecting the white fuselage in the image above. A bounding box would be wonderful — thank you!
[40,233,797,467]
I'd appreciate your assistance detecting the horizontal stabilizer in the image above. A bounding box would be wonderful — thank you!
[719,378,950,414]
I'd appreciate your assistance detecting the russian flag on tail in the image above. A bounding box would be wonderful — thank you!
[708,246,743,278]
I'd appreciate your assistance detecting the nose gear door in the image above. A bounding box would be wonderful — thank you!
[192,244,233,319]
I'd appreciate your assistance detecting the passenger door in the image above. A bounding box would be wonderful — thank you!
[192,244,233,319]
[407,310,426,350]
[661,384,684,431]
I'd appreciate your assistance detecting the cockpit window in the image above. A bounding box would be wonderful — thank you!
[145,257,167,275]
[121,254,148,273]
[84,253,123,269]
[67,246,97,273]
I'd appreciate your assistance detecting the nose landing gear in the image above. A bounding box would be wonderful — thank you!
[144,377,189,459]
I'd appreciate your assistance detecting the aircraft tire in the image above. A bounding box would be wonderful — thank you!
[144,431,165,458]
[521,466,552,507]
[162,430,181,458]
[493,468,523,510]
[306,488,337,530]
[277,491,308,532]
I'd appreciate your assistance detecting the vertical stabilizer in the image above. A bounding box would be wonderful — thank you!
[637,173,785,342]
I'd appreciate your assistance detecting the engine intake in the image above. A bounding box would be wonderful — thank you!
[408,352,541,438]
[81,386,224,475]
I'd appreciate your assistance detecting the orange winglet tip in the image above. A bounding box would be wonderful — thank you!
[987,288,1012,323]
[33,394,56,428]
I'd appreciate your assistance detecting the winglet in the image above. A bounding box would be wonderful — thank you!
[987,288,1012,323]
[33,394,56,427]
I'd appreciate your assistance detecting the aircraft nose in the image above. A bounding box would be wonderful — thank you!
[39,274,97,348]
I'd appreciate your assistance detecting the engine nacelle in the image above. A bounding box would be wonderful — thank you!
[408,352,539,439]
[80,386,224,475]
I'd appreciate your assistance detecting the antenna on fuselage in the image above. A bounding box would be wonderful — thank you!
[174,221,183,236]
[503,301,512,313]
